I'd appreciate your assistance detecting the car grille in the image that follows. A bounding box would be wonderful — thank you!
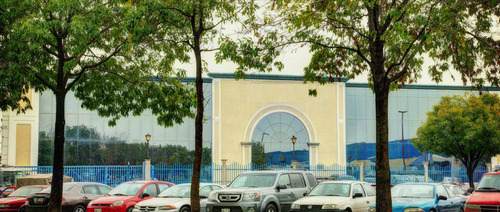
[138,206,157,212]
[480,205,500,212]
[299,205,323,211]
[218,194,241,202]
[213,206,243,212]
[93,204,111,207]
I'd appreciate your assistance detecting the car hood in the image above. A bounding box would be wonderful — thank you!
[293,196,351,205]
[391,198,435,211]
[92,195,134,204]
[0,197,27,204]
[136,197,188,207]
[467,192,500,205]
[216,187,266,193]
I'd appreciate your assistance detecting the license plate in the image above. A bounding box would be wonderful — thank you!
[34,198,44,204]
[95,209,102,212]
[222,209,230,212]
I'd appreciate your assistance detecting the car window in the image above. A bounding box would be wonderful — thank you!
[436,185,448,198]
[82,185,100,195]
[452,186,466,195]
[352,184,365,197]
[158,184,170,193]
[200,186,212,197]
[445,187,456,198]
[306,173,317,187]
[290,174,306,188]
[98,185,111,195]
[362,183,375,196]
[278,174,291,188]
[143,184,158,196]
[211,186,222,191]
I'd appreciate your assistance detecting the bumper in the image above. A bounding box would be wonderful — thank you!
[0,209,20,212]
[206,202,261,212]
[87,206,126,212]
[26,205,74,212]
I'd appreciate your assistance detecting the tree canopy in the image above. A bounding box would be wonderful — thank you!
[414,93,500,187]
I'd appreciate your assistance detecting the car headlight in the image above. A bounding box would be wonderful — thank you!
[134,205,140,209]
[404,208,424,212]
[291,204,300,210]
[465,204,480,210]
[158,205,176,210]
[242,192,260,201]
[111,201,124,207]
[322,204,339,210]
[367,206,376,212]
[208,192,218,201]
[88,201,94,207]
[0,204,9,208]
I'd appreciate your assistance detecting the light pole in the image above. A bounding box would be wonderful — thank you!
[145,133,151,160]
[291,135,297,162]
[398,110,407,170]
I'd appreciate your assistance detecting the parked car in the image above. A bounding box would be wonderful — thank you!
[0,185,49,212]
[207,170,317,212]
[464,171,500,212]
[368,183,464,212]
[87,181,174,212]
[443,184,469,202]
[290,181,375,212]
[133,183,222,212]
[25,182,112,212]
[0,187,17,198]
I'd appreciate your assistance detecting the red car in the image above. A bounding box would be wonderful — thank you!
[87,181,173,212]
[0,187,18,198]
[0,185,48,212]
[464,171,500,212]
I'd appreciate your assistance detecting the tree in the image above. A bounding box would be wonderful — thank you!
[133,1,279,210]
[413,93,500,188]
[256,0,500,210]
[2,1,195,212]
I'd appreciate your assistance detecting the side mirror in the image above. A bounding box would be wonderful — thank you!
[467,188,474,194]
[353,193,363,198]
[437,195,447,201]
[276,185,287,191]
[140,193,150,198]
[303,192,308,197]
[200,195,208,199]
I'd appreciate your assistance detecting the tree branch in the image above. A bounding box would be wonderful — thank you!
[34,73,56,92]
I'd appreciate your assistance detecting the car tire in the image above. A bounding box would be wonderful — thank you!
[18,207,25,212]
[264,204,277,212]
[127,207,134,212]
[180,206,190,212]
[73,205,86,212]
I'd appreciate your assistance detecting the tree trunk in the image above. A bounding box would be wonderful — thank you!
[190,36,203,212]
[374,85,392,212]
[466,164,476,189]
[47,92,66,212]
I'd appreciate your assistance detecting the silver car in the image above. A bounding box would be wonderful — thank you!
[132,183,222,212]
[290,181,375,212]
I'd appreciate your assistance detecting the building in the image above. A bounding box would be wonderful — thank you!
[1,73,500,167]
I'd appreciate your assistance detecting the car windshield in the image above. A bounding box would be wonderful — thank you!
[41,184,76,193]
[308,183,350,197]
[107,183,145,196]
[229,173,277,188]
[392,184,434,198]
[476,175,500,191]
[8,187,45,197]
[452,186,466,195]
[158,185,191,198]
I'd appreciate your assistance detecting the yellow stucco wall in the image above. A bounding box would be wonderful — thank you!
[212,78,346,166]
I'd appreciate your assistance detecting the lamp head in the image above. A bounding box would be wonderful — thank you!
[145,133,151,142]
[291,135,297,144]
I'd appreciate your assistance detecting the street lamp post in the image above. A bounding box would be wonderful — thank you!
[398,111,407,170]
[145,133,151,160]
[291,135,297,162]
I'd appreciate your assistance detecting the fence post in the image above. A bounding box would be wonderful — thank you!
[145,159,151,181]
[423,161,429,182]
[104,166,108,185]
[359,162,365,182]
[486,162,492,172]
[221,159,227,186]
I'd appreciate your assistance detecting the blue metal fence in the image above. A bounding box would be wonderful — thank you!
[8,163,494,186]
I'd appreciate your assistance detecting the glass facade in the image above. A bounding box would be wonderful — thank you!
[345,86,480,162]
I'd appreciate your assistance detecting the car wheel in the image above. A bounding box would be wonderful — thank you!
[264,204,277,212]
[18,207,25,212]
[180,206,190,212]
[127,207,134,212]
[73,205,86,212]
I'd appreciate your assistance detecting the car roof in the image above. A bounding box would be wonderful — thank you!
[240,170,312,175]
[177,183,220,187]
[126,180,174,184]
[399,182,441,186]
[319,180,365,184]
[484,171,500,175]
